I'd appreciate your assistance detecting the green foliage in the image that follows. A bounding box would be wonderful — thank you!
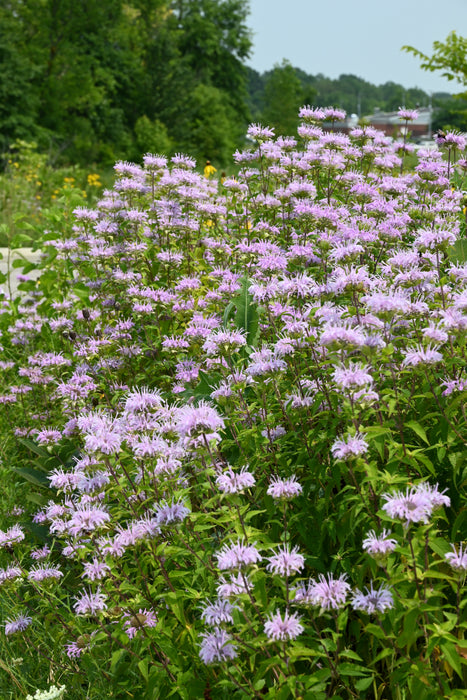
[134,116,173,158]
[178,84,239,166]
[404,31,467,87]
[432,95,467,133]
[0,0,252,168]
[248,67,435,122]
[0,141,105,246]
[261,60,306,136]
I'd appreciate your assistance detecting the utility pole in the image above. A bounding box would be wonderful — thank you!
[428,93,433,140]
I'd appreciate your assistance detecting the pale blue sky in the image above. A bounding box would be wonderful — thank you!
[247,0,467,93]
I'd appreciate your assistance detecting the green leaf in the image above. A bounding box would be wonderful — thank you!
[222,301,236,326]
[10,233,33,247]
[110,648,126,673]
[440,642,464,680]
[12,257,29,268]
[24,522,49,543]
[336,662,370,677]
[18,437,50,458]
[398,608,422,649]
[165,592,187,625]
[11,467,49,488]
[354,676,374,691]
[364,622,388,641]
[428,537,452,558]
[180,370,219,402]
[451,509,467,541]
[447,238,467,264]
[138,658,149,682]
[26,492,48,506]
[405,420,429,445]
[73,282,90,301]
[233,276,260,346]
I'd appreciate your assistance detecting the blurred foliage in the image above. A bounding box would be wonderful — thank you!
[404,31,467,133]
[404,31,467,87]
[2,1,466,173]
[247,67,440,122]
[260,60,313,136]
[0,141,107,247]
[0,0,252,168]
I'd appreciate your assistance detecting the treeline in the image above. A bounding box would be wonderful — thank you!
[1,0,466,169]
[247,60,467,137]
[0,0,252,167]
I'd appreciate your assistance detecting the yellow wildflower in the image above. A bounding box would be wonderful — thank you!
[204,161,217,179]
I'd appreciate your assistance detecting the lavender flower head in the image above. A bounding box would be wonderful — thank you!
[176,401,225,443]
[382,483,449,525]
[352,583,393,614]
[154,499,190,527]
[216,572,252,598]
[4,613,32,635]
[216,466,255,494]
[264,609,304,641]
[267,475,302,500]
[216,539,261,571]
[199,628,237,665]
[73,588,108,616]
[266,545,305,577]
[0,525,25,548]
[81,558,111,581]
[0,566,22,585]
[247,123,275,141]
[444,543,467,572]
[27,565,63,583]
[295,573,350,610]
[123,608,157,639]
[66,632,95,659]
[398,108,419,121]
[201,598,237,626]
[362,529,397,561]
[331,433,368,461]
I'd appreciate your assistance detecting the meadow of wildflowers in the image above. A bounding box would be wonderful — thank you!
[0,108,466,698]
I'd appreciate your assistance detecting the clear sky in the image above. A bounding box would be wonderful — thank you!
[247,0,467,94]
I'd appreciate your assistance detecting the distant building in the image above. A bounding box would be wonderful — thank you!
[321,113,359,134]
[367,107,432,140]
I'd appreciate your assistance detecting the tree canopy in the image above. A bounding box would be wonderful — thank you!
[1,4,462,169]
[0,0,252,166]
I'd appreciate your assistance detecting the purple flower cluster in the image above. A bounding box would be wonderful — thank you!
[0,104,465,691]
[382,483,450,525]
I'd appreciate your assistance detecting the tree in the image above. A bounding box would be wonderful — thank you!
[178,84,238,165]
[261,60,306,135]
[404,32,467,89]
[432,96,467,133]
[0,0,253,166]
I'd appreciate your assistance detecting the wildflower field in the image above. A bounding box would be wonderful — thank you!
[0,108,466,699]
